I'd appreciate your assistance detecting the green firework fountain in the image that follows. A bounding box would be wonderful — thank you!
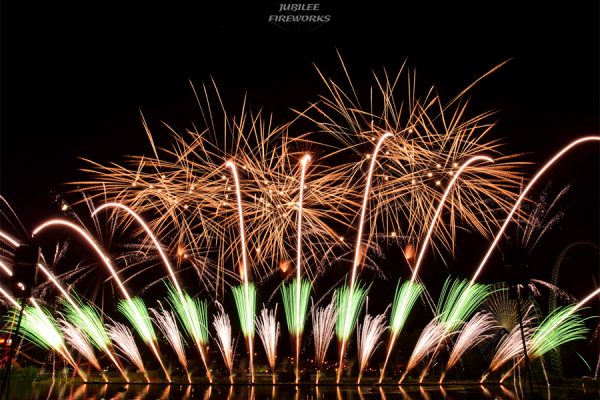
[335,280,368,377]
[232,283,257,338]
[379,280,424,382]
[529,305,589,358]
[439,278,491,331]
[117,297,171,381]
[281,277,311,381]
[62,295,129,381]
[117,297,156,344]
[166,282,212,381]
[15,304,87,381]
[489,305,589,381]
[232,282,257,380]
[63,296,110,351]
[18,305,65,353]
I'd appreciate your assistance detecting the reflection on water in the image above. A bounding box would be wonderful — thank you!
[7,381,600,399]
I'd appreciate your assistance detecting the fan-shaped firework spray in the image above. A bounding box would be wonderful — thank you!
[256,305,280,383]
[107,322,149,382]
[280,154,312,383]
[311,299,337,384]
[150,305,191,383]
[212,302,235,383]
[33,219,171,381]
[337,133,391,383]
[356,312,388,383]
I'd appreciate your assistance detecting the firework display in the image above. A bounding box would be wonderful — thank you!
[212,302,235,383]
[61,296,129,381]
[311,299,337,384]
[0,62,598,387]
[256,305,280,383]
[356,311,388,383]
[280,277,310,382]
[16,302,87,381]
[165,283,212,382]
[150,305,191,382]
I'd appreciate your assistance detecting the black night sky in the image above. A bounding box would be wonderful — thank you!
[1,1,599,366]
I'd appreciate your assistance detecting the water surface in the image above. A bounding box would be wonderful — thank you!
[7,381,600,399]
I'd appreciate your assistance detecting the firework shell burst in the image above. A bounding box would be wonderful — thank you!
[302,58,526,258]
[75,87,354,297]
[73,61,527,296]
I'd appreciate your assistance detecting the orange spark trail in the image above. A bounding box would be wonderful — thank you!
[337,132,392,383]
[226,160,255,383]
[472,136,600,284]
[0,230,20,247]
[378,155,494,383]
[92,202,212,382]
[32,219,169,381]
[411,156,494,281]
[295,154,311,383]
[449,136,600,334]
[92,203,184,294]
[350,133,393,289]
[33,220,132,300]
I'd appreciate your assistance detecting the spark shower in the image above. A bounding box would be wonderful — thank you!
[0,61,598,386]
